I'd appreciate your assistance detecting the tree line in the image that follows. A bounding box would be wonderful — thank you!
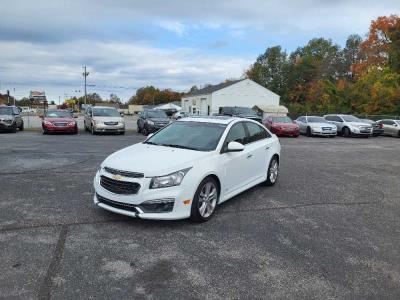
[246,15,400,116]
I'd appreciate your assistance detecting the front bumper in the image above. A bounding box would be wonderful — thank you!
[272,128,299,136]
[311,128,337,136]
[0,122,13,131]
[146,123,168,133]
[93,170,192,220]
[94,123,125,133]
[372,128,384,136]
[43,124,77,132]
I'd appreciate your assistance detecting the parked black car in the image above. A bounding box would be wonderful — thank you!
[360,119,384,137]
[0,105,24,133]
[137,109,170,135]
[219,106,262,123]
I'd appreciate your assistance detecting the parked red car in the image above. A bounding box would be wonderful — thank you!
[41,109,78,134]
[264,115,299,137]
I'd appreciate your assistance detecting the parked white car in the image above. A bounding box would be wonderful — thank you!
[296,116,337,137]
[324,114,372,137]
[93,116,281,222]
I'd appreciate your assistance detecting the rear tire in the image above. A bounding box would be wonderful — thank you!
[265,156,279,186]
[190,177,219,223]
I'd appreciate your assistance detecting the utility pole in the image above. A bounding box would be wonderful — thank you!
[7,90,10,105]
[82,66,89,109]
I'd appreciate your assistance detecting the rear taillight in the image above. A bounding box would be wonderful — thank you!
[379,123,383,129]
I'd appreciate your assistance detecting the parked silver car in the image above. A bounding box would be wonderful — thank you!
[296,116,337,137]
[376,119,400,137]
[0,105,24,133]
[84,106,125,135]
[324,114,372,137]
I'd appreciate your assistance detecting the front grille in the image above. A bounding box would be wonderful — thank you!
[104,167,144,178]
[53,122,68,127]
[96,194,138,213]
[100,175,140,194]
[154,122,167,127]
[322,127,332,131]
[104,122,118,125]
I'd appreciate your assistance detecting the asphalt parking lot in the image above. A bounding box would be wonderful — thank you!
[1,132,400,299]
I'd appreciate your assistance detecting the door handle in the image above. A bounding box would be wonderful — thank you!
[247,154,253,159]
[265,146,270,150]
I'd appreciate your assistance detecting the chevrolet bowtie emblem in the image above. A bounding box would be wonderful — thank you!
[112,174,123,180]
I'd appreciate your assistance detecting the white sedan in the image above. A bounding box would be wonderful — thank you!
[93,116,281,222]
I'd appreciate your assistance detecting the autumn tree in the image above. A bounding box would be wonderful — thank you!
[353,15,400,76]
[388,21,400,73]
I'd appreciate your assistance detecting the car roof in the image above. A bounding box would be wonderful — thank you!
[179,116,238,125]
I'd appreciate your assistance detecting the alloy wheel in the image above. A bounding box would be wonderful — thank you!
[198,182,217,218]
[269,160,279,183]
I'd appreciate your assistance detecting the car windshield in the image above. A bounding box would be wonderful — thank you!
[93,108,120,117]
[233,107,257,115]
[307,117,326,123]
[396,120,400,125]
[272,116,292,123]
[342,115,360,122]
[0,107,13,115]
[144,121,227,151]
[148,110,167,118]
[45,110,72,118]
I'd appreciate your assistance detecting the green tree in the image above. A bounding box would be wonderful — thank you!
[246,46,289,96]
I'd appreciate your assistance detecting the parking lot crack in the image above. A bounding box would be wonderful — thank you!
[38,225,68,300]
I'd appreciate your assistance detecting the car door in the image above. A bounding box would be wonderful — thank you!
[138,111,146,129]
[243,121,273,181]
[385,120,398,136]
[220,122,253,196]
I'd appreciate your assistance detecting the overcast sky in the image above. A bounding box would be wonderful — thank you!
[0,0,399,102]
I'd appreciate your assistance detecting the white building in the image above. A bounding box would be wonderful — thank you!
[181,79,282,116]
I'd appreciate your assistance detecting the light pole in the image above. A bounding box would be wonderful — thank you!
[82,66,89,108]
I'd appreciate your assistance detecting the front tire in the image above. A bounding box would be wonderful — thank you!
[19,122,24,131]
[306,127,312,137]
[265,156,279,186]
[343,127,351,137]
[91,124,96,135]
[142,126,148,136]
[190,177,219,222]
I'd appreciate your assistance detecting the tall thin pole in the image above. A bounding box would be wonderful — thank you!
[83,66,89,108]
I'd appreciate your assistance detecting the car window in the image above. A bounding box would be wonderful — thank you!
[13,107,20,115]
[224,122,247,149]
[245,122,270,143]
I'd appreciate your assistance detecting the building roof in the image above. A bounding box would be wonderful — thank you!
[184,79,245,97]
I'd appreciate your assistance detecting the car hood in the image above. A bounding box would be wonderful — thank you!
[309,122,336,127]
[345,121,371,126]
[148,117,170,122]
[0,114,13,120]
[102,142,209,177]
[93,116,123,122]
[44,117,74,122]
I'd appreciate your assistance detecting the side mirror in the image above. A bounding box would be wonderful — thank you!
[120,112,124,117]
[227,141,245,152]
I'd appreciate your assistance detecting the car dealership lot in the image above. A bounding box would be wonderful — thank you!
[1,132,400,299]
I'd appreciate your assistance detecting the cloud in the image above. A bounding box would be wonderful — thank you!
[0,40,251,101]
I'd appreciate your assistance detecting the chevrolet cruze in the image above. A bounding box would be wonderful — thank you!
[93,116,281,222]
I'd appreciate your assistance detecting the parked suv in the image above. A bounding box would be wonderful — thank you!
[137,109,170,135]
[219,106,262,123]
[0,105,24,133]
[84,106,125,135]
[324,114,372,137]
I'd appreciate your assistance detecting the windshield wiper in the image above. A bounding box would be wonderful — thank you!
[160,143,198,150]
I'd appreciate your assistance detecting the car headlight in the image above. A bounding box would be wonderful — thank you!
[150,168,191,189]
[68,121,76,126]
[147,120,155,125]
[43,121,53,126]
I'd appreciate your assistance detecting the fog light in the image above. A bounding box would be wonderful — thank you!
[139,198,174,213]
